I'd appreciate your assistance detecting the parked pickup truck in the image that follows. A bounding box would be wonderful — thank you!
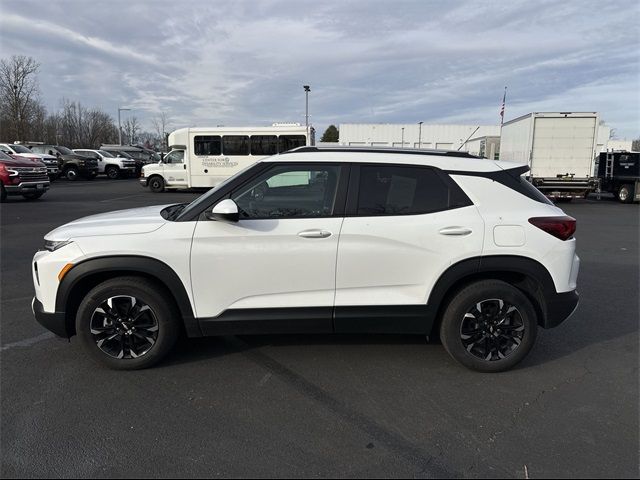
[74,149,137,179]
[0,150,50,201]
[0,143,59,180]
[27,144,98,181]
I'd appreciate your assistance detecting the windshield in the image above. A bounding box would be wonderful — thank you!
[176,162,258,221]
[98,150,115,158]
[55,146,74,155]
[114,151,133,159]
[11,144,32,153]
[0,150,12,160]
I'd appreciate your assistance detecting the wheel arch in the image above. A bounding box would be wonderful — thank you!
[427,255,556,336]
[57,255,200,338]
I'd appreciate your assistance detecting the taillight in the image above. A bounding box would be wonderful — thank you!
[528,216,576,241]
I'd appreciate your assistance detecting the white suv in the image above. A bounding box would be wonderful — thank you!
[32,147,579,372]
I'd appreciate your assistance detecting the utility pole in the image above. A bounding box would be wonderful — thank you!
[418,121,423,149]
[303,85,310,145]
[118,107,131,145]
[401,127,405,148]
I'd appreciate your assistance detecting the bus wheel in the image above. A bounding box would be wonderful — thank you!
[149,176,165,193]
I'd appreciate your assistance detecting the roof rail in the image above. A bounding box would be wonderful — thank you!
[282,146,480,159]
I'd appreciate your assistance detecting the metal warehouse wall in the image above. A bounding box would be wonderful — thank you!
[339,123,501,150]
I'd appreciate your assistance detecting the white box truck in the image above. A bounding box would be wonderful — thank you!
[140,124,313,192]
[500,112,601,199]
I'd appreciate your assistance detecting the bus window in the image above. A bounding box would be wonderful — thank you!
[278,135,306,153]
[223,136,250,156]
[250,135,278,156]
[194,136,222,156]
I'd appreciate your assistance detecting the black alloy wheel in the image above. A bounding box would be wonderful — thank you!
[460,299,525,361]
[90,295,159,359]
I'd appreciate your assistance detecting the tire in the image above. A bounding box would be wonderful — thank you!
[105,165,120,180]
[22,192,44,200]
[76,276,181,370]
[64,166,79,181]
[0,184,6,202]
[618,184,633,204]
[439,280,538,372]
[148,176,165,193]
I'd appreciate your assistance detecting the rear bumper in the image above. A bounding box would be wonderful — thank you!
[543,289,579,328]
[32,297,70,338]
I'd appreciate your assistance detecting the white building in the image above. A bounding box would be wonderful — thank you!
[606,139,633,151]
[338,123,501,151]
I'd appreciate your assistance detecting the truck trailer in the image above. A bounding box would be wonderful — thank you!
[596,151,640,203]
[499,112,600,199]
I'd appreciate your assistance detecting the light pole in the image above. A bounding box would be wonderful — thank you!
[401,127,405,148]
[118,107,131,145]
[303,85,310,145]
[418,121,423,149]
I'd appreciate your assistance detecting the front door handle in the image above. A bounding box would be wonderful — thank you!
[298,229,332,239]
[439,226,472,236]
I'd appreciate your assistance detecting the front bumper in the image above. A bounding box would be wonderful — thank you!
[5,181,50,195]
[139,177,148,187]
[32,297,70,338]
[543,289,579,328]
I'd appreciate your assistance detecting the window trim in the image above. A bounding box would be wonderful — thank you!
[228,162,350,220]
[345,163,473,217]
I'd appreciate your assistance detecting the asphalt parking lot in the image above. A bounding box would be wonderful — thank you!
[1,178,638,478]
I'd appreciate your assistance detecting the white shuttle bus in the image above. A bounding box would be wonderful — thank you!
[140,124,313,192]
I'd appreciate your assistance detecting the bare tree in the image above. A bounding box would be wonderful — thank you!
[151,111,171,151]
[0,55,43,141]
[122,116,141,145]
[56,99,118,147]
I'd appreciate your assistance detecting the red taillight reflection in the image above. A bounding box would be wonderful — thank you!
[528,216,576,241]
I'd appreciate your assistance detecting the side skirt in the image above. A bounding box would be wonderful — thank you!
[196,305,433,337]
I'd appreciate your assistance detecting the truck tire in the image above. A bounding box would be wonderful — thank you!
[22,192,45,200]
[148,176,165,193]
[439,280,538,372]
[76,276,181,370]
[618,184,633,204]
[105,165,120,179]
[64,166,79,181]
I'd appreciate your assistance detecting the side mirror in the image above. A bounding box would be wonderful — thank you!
[206,199,239,222]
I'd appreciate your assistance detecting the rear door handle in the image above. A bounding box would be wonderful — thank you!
[298,229,332,239]
[439,226,472,236]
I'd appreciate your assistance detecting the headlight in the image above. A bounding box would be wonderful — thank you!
[44,239,73,252]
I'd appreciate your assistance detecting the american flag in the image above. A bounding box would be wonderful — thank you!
[500,87,507,126]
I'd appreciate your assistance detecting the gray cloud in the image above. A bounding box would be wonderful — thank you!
[1,0,638,139]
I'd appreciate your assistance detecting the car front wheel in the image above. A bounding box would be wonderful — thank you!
[148,176,165,193]
[76,277,181,370]
[439,280,538,372]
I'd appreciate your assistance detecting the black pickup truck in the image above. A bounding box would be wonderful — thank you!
[596,151,640,203]
[27,144,98,181]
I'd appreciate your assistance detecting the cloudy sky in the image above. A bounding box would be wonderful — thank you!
[1,0,639,139]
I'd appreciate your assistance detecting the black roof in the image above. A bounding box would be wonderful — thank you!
[283,146,480,158]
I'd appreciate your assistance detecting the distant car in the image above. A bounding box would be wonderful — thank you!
[0,150,50,202]
[27,144,98,181]
[0,143,59,180]
[73,149,137,179]
[100,145,160,176]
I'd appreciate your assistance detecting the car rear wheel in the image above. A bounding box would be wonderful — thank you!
[148,176,165,193]
[76,277,181,370]
[440,280,538,372]
[618,184,633,203]
[64,167,79,181]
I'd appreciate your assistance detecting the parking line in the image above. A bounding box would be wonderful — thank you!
[0,332,55,352]
[99,194,146,202]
